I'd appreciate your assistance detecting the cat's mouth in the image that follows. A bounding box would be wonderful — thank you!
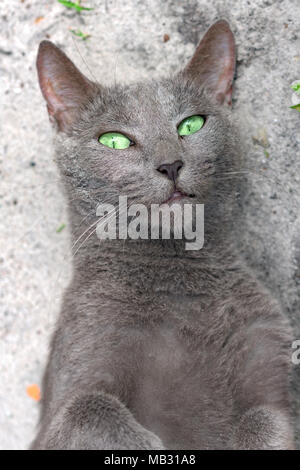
[161,190,195,205]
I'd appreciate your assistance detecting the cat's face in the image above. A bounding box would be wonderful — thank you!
[37,21,239,224]
[59,79,238,210]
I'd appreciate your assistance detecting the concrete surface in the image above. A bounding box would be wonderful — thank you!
[0,0,300,449]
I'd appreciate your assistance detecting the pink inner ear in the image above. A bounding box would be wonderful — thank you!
[37,40,96,132]
[39,74,74,132]
[42,77,65,115]
[216,55,235,106]
[40,75,78,131]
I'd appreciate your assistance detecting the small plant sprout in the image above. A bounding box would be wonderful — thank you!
[291,83,300,94]
[290,80,300,111]
[57,0,93,12]
[290,104,300,111]
[70,29,90,40]
[56,223,66,233]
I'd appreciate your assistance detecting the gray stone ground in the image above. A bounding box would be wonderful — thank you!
[0,0,300,450]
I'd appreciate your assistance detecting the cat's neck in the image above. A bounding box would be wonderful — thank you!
[66,199,242,302]
[66,192,242,295]
[68,235,240,306]
[70,216,239,270]
[69,197,239,260]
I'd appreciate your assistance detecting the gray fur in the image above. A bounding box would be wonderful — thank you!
[32,22,294,450]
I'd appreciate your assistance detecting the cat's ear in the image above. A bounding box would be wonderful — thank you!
[36,41,97,132]
[183,20,235,106]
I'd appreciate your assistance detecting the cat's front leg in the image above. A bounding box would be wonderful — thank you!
[232,407,294,449]
[32,392,164,450]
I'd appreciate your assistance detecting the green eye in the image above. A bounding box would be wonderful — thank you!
[98,132,132,149]
[177,115,205,136]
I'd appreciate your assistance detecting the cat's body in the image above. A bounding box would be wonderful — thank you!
[32,21,294,449]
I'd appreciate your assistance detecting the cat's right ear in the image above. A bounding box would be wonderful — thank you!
[36,41,97,132]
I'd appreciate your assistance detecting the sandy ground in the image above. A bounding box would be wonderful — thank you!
[0,0,300,449]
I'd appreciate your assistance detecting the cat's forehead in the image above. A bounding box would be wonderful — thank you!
[80,77,221,137]
[98,78,212,122]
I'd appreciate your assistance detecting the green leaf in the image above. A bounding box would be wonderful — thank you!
[56,223,66,233]
[70,29,90,40]
[290,104,300,111]
[291,83,300,94]
[57,0,93,12]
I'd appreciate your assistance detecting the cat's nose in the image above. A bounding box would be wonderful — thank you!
[157,160,183,182]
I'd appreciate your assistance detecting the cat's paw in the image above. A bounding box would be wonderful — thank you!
[233,407,294,450]
[35,392,164,450]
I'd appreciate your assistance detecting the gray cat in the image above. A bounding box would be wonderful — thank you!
[32,20,294,449]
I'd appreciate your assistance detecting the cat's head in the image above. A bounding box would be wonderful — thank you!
[36,20,240,237]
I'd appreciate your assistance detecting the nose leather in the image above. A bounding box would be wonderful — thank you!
[157,160,183,182]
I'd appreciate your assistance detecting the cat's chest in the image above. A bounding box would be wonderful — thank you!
[130,307,234,449]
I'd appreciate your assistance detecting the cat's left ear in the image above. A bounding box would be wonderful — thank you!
[183,20,235,106]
